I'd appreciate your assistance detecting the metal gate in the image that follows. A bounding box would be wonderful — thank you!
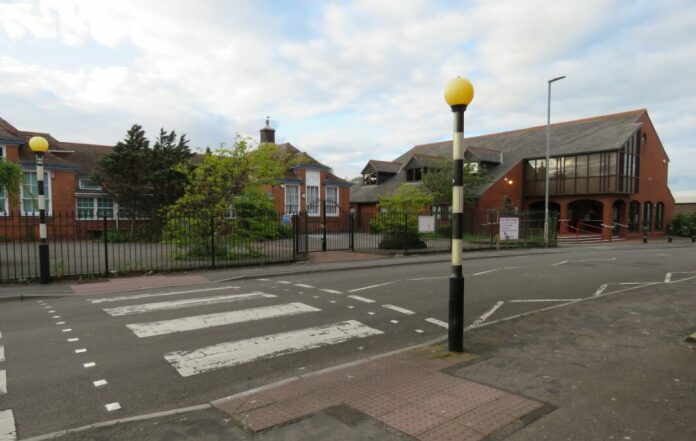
[294,202,354,253]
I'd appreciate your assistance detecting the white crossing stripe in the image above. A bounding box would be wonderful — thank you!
[105,402,121,412]
[127,303,321,338]
[347,295,375,303]
[164,320,383,377]
[471,301,504,327]
[382,304,415,315]
[294,284,314,288]
[93,379,108,387]
[320,289,343,294]
[510,299,582,303]
[0,409,16,441]
[89,286,239,304]
[84,362,96,368]
[0,345,4,363]
[594,284,608,296]
[347,282,393,292]
[425,318,448,329]
[0,370,5,395]
[103,292,276,317]
[472,269,498,276]
[665,273,672,283]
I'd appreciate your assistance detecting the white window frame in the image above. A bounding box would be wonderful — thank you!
[284,184,300,215]
[75,197,116,220]
[0,144,6,159]
[306,185,320,217]
[79,177,102,191]
[0,186,7,216]
[21,171,52,216]
[76,197,96,219]
[326,186,339,217]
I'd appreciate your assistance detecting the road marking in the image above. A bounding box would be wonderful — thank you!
[256,278,271,282]
[84,362,96,368]
[425,318,448,329]
[594,284,608,296]
[67,338,79,342]
[0,409,15,440]
[390,320,399,324]
[75,348,87,354]
[103,292,276,317]
[62,328,73,333]
[409,276,447,281]
[578,257,616,263]
[347,295,375,304]
[348,282,393,292]
[472,269,499,276]
[415,329,424,334]
[127,303,321,338]
[509,299,582,303]
[665,273,672,283]
[164,320,383,377]
[347,306,354,309]
[52,315,61,319]
[294,284,314,288]
[0,345,4,363]
[0,370,5,395]
[470,301,504,327]
[93,379,108,388]
[89,286,239,304]
[277,281,292,284]
[656,253,670,257]
[56,321,66,325]
[320,289,343,294]
[48,310,55,313]
[105,402,121,412]
[382,304,415,315]
[329,300,337,304]
[551,261,568,267]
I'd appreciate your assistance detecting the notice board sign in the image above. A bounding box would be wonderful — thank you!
[499,217,519,240]
[418,215,435,233]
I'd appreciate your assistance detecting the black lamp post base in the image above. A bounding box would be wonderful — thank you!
[448,275,464,352]
[39,242,51,284]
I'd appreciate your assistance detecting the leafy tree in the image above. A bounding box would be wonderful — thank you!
[0,161,22,210]
[370,184,432,249]
[422,158,490,207]
[148,128,192,215]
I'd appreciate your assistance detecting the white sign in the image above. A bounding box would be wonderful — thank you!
[418,215,435,233]
[499,217,519,240]
[305,170,320,187]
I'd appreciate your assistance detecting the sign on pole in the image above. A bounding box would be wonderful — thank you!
[499,217,519,240]
[418,215,435,233]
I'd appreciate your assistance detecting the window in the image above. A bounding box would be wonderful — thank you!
[406,168,424,182]
[326,186,338,216]
[643,202,653,231]
[21,172,51,215]
[306,185,320,216]
[79,178,101,190]
[363,173,377,185]
[655,202,664,231]
[0,144,5,159]
[0,187,7,215]
[76,197,95,219]
[97,198,114,218]
[284,185,300,215]
[465,162,479,174]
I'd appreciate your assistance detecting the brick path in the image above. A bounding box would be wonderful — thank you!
[70,274,209,295]
[215,347,545,440]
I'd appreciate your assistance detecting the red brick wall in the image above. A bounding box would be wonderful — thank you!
[476,161,524,219]
[50,170,76,213]
[5,144,19,162]
[268,168,350,215]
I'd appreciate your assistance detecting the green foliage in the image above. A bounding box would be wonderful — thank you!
[671,213,696,236]
[370,184,431,250]
[0,160,23,205]
[422,159,490,206]
[148,128,192,215]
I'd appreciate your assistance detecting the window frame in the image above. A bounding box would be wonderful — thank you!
[306,185,320,217]
[284,184,300,215]
[325,186,339,217]
[78,177,102,191]
[21,171,52,216]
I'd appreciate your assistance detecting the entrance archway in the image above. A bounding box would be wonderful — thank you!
[529,200,560,230]
[568,199,603,234]
[612,200,626,235]
[628,201,640,232]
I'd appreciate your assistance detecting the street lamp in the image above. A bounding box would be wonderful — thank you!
[444,76,474,353]
[28,136,50,284]
[544,75,565,248]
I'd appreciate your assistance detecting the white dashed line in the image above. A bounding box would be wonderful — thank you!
[347,306,354,309]
[415,329,424,334]
[103,292,276,317]
[67,338,79,342]
[294,284,314,288]
[425,318,448,329]
[390,320,399,324]
[277,281,292,284]
[594,284,608,296]
[51,315,60,319]
[47,310,55,313]
[551,260,568,267]
[382,305,415,315]
[105,402,121,412]
[0,370,6,395]
[75,348,87,354]
[93,379,108,388]
[509,299,582,303]
[320,289,343,294]
[89,286,239,304]
[347,295,376,304]
[470,301,504,327]
[56,321,65,325]
[83,362,96,368]
[347,282,393,292]
[368,312,376,315]
[0,409,16,440]
[62,328,73,333]
[409,276,447,281]
[472,269,499,276]
[0,345,4,363]
[665,273,672,283]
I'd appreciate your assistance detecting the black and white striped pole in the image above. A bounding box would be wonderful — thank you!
[29,136,51,284]
[444,77,474,352]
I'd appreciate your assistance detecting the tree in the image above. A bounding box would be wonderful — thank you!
[148,128,192,216]
[422,158,490,207]
[0,161,22,210]
[93,124,151,236]
[370,184,432,249]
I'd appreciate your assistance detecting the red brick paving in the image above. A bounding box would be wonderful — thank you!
[308,251,385,263]
[215,347,545,440]
[71,274,209,294]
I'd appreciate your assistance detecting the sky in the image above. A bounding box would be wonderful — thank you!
[1,0,695,194]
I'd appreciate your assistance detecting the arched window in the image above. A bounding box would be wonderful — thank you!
[628,201,640,232]
[655,203,665,231]
[643,202,653,231]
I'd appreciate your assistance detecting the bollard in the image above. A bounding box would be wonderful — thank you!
[642,225,648,244]
[691,228,695,243]
[667,225,673,243]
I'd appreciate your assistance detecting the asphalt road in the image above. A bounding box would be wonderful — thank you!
[0,245,695,438]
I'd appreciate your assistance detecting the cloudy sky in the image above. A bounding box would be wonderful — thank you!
[1,0,695,192]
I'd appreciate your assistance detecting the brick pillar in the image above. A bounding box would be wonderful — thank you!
[602,199,613,240]
[559,201,569,235]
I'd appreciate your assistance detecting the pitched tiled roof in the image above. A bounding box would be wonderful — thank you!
[352,109,647,203]
[362,160,402,174]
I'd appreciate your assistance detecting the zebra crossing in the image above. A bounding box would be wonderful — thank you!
[1,328,16,441]
[90,285,385,378]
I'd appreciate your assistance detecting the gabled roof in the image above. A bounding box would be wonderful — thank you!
[466,146,501,164]
[361,159,402,175]
[402,154,443,170]
[352,109,648,204]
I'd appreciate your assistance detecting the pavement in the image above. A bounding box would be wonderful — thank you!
[1,238,693,440]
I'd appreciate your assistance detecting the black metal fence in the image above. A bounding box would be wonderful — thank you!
[0,208,556,283]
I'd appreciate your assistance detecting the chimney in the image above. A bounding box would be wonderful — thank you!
[260,116,275,144]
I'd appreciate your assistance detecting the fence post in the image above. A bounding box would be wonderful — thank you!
[210,214,216,268]
[103,216,109,277]
[292,214,297,260]
[403,212,409,255]
[349,213,355,251]
[322,199,327,252]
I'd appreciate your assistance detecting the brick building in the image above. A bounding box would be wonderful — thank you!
[350,109,674,240]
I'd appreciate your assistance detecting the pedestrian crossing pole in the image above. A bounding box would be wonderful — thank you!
[444,77,474,353]
[29,136,51,284]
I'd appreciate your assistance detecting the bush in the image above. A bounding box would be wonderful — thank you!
[435,222,451,238]
[671,213,696,236]
[378,233,427,250]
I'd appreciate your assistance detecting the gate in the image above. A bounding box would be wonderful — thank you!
[294,202,354,253]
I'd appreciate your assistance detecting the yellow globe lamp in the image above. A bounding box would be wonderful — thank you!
[28,136,49,153]
[444,77,474,108]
